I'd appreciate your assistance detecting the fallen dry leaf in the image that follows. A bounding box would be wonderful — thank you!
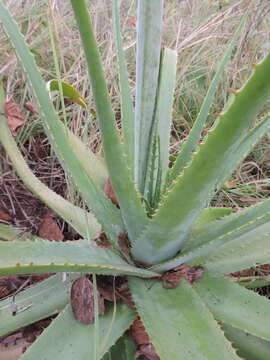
[70,276,105,324]
[0,208,12,222]
[161,271,181,289]
[162,264,204,289]
[4,101,25,136]
[175,264,204,284]
[38,211,64,242]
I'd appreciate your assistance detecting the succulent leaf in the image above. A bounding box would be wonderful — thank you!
[0,240,159,278]
[21,303,135,360]
[132,52,270,264]
[129,277,240,360]
[193,271,270,341]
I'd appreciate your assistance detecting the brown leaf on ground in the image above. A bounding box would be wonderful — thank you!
[38,211,64,242]
[24,101,38,114]
[162,264,204,289]
[130,318,150,345]
[174,264,204,284]
[4,101,25,136]
[136,344,160,360]
[0,207,12,222]
[70,276,105,324]
[104,179,118,206]
[161,271,182,289]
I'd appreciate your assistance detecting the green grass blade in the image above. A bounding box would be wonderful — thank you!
[112,0,135,170]
[0,240,159,278]
[0,274,78,337]
[167,16,247,186]
[21,303,135,360]
[69,0,148,242]
[0,4,125,247]
[134,0,164,194]
[129,277,240,360]
[47,79,87,108]
[223,324,270,360]
[132,51,270,264]
[194,271,270,342]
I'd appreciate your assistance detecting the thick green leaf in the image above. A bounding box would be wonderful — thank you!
[144,48,177,201]
[217,112,270,189]
[223,324,270,360]
[193,271,270,341]
[70,0,148,242]
[0,274,78,337]
[129,277,240,360]
[194,207,235,230]
[112,0,135,170]
[47,79,87,108]
[0,4,125,249]
[204,233,270,274]
[184,197,270,254]
[21,302,135,360]
[167,17,246,185]
[132,52,270,264]
[153,218,270,273]
[0,240,159,278]
[134,0,164,194]
[66,126,108,189]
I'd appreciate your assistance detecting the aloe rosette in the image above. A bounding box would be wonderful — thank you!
[1,1,270,359]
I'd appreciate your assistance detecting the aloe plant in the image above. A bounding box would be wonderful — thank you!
[1,1,270,359]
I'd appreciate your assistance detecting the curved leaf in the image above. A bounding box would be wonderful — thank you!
[129,277,240,360]
[0,240,159,278]
[47,79,87,108]
[21,303,135,360]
